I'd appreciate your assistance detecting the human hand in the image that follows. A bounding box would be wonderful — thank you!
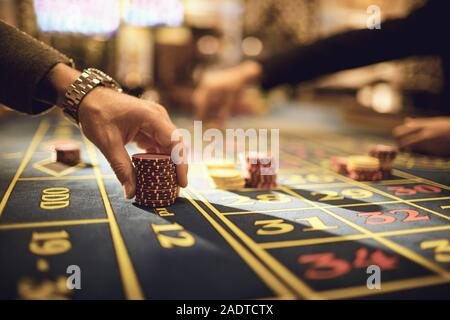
[49,64,188,199]
[193,60,263,122]
[393,117,450,157]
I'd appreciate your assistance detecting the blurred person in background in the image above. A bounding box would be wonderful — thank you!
[0,20,188,198]
[193,0,450,157]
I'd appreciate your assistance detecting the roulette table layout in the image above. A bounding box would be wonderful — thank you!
[1,109,449,300]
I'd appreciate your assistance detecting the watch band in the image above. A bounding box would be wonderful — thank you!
[62,68,122,124]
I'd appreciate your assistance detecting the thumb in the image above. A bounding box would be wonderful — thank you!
[101,142,136,199]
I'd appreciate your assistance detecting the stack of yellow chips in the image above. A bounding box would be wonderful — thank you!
[347,156,380,170]
[205,159,245,190]
[346,156,382,181]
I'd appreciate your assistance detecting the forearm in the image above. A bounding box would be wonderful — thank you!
[0,20,73,114]
[46,63,81,107]
[258,1,443,89]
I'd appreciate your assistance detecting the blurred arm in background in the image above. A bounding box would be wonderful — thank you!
[0,20,188,197]
[193,0,450,156]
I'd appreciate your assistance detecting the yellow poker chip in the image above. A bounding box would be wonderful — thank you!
[217,183,246,189]
[214,178,246,186]
[205,159,236,170]
[347,156,380,170]
[208,169,242,179]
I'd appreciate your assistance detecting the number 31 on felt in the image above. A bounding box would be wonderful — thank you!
[254,217,337,235]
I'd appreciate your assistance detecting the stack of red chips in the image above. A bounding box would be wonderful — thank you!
[368,145,398,178]
[330,156,349,175]
[55,141,81,166]
[132,153,179,208]
[241,153,277,189]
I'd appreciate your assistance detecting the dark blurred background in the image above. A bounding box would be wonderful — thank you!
[0,0,442,127]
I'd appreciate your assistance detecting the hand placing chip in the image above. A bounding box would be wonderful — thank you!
[77,87,188,199]
[47,64,188,200]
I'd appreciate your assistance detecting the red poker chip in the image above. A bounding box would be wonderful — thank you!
[135,169,176,176]
[136,181,177,188]
[331,156,348,175]
[136,185,179,192]
[136,189,178,195]
[245,156,273,164]
[133,163,176,171]
[135,198,177,208]
[246,169,278,176]
[135,169,177,175]
[136,184,179,191]
[136,194,178,201]
[135,171,176,178]
[132,153,172,161]
[136,179,177,185]
[368,145,398,163]
[348,169,383,181]
[246,174,277,184]
[136,181,178,188]
[132,159,175,166]
[136,177,178,186]
[55,142,81,165]
[135,171,177,178]
[134,166,176,173]
[135,192,179,200]
[135,194,178,201]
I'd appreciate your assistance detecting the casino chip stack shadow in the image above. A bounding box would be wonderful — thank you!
[132,153,179,208]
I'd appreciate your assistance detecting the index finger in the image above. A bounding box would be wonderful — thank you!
[153,121,189,188]
[141,106,189,188]
[393,123,422,139]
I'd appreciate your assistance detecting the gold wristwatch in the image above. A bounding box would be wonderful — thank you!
[62,68,122,124]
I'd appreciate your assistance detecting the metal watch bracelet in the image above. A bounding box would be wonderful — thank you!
[62,68,122,124]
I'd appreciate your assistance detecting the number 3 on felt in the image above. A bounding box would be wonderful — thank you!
[420,239,450,263]
[151,223,195,249]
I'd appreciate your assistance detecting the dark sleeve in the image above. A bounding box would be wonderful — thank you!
[259,0,446,89]
[0,20,73,115]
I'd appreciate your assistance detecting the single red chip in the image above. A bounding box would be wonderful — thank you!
[55,142,81,166]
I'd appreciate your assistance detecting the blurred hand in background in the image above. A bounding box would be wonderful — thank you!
[393,117,450,157]
[193,61,263,124]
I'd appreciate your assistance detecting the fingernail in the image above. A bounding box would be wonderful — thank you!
[123,185,133,199]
